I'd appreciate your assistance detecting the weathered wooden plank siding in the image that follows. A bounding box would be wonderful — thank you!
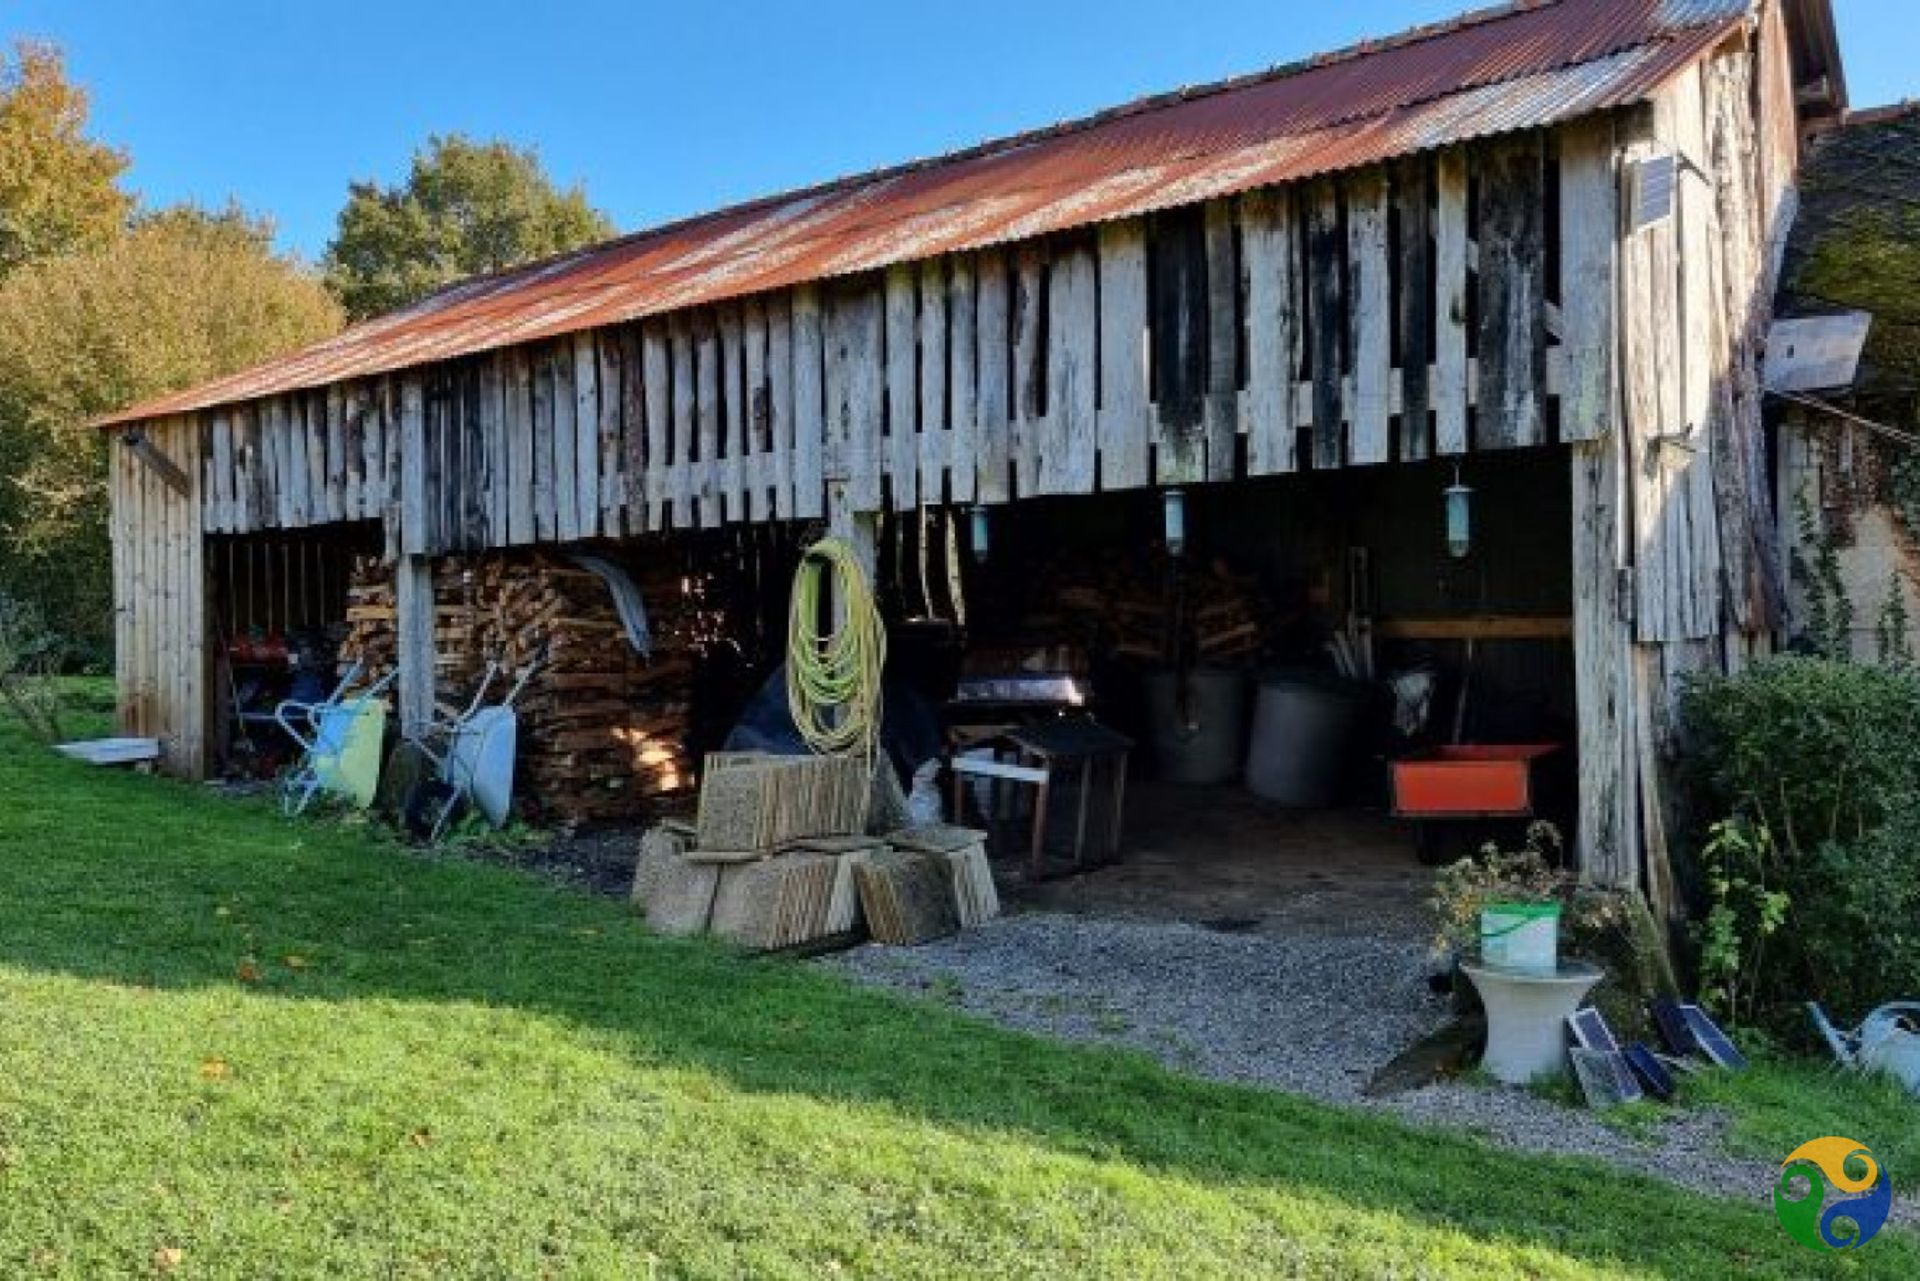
[111,415,206,776]
[186,127,1614,548]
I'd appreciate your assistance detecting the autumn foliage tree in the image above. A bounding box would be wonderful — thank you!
[0,40,130,274]
[0,45,342,660]
[323,134,614,321]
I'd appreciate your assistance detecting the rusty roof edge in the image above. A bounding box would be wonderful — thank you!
[372,0,1752,321]
[96,3,1751,429]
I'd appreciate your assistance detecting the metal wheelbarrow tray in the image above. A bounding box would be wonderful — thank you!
[1390,744,1564,820]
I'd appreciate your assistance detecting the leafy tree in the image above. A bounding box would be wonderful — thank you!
[323,134,614,321]
[0,204,342,657]
[0,40,131,276]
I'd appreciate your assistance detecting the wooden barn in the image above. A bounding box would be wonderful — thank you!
[97,0,1845,906]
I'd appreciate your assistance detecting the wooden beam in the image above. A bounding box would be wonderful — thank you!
[1571,438,1639,888]
[394,554,435,739]
[1374,615,1573,641]
[122,428,191,498]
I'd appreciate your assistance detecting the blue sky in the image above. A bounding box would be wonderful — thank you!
[9,1,1913,262]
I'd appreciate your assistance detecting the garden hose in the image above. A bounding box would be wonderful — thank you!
[787,537,886,761]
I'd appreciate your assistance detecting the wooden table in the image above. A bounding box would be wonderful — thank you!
[948,716,1132,879]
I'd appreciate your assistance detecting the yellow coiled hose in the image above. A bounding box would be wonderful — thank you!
[787,537,886,760]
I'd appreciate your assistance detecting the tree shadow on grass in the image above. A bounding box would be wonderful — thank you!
[0,748,1908,1279]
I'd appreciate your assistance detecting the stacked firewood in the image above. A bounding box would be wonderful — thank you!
[480,555,698,824]
[336,551,704,825]
[340,557,397,678]
[1029,553,1273,666]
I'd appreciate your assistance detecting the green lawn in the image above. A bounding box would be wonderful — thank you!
[0,690,1912,1278]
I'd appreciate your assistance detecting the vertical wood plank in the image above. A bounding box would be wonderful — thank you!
[1305,180,1345,469]
[715,305,746,523]
[505,349,535,545]
[1434,149,1471,455]
[596,330,625,534]
[743,298,771,523]
[765,299,795,519]
[1010,246,1046,496]
[885,264,920,511]
[359,382,381,527]
[324,386,347,521]
[571,331,600,537]
[1041,242,1097,494]
[974,250,1011,503]
[694,310,722,528]
[918,258,949,502]
[789,287,825,520]
[1394,156,1435,461]
[1203,199,1239,482]
[669,314,696,528]
[1572,437,1640,887]
[1670,65,1725,640]
[314,393,335,526]
[1096,221,1152,489]
[480,357,505,546]
[395,554,434,737]
[1152,206,1208,484]
[398,375,428,556]
[230,405,256,532]
[283,397,308,525]
[207,412,232,532]
[642,321,672,530]
[946,256,977,504]
[620,326,647,533]
[1475,133,1548,450]
[531,348,557,542]
[1559,116,1618,443]
[380,380,402,560]
[1347,170,1392,466]
[839,283,884,514]
[1242,188,1298,477]
[552,339,579,539]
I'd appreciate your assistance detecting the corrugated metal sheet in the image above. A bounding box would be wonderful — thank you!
[102,0,1753,425]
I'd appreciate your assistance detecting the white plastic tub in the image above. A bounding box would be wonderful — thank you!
[1480,902,1561,973]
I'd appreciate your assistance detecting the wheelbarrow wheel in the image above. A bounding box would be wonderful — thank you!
[403,778,464,843]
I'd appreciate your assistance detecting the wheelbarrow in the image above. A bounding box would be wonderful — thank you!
[1809,1002,1920,1096]
[401,660,540,841]
[275,662,399,816]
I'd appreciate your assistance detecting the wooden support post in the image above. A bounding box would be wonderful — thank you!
[825,480,879,627]
[1571,440,1639,888]
[395,554,435,739]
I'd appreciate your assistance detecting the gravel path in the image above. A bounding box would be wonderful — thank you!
[824,912,1917,1225]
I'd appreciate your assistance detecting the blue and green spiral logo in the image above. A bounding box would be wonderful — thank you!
[1775,1137,1892,1251]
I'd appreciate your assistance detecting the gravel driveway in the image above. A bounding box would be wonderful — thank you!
[824,911,1918,1225]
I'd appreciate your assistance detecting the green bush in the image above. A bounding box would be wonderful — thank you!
[1682,657,1920,1025]
[1682,656,1920,855]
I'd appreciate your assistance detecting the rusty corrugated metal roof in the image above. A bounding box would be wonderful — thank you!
[101,0,1753,426]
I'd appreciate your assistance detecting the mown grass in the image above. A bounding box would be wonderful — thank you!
[0,688,1912,1277]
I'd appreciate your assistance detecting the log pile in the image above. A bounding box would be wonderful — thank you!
[1030,553,1274,666]
[479,555,699,824]
[336,551,705,825]
[340,556,397,679]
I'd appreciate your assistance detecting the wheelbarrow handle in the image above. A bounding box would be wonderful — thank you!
[272,700,324,755]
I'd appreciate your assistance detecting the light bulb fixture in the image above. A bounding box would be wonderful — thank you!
[1163,487,1188,557]
[969,503,991,564]
[1444,465,1473,560]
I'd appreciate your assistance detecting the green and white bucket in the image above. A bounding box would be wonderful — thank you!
[1480,902,1561,973]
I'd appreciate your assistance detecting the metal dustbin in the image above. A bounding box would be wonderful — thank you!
[1245,670,1367,806]
[1142,667,1249,785]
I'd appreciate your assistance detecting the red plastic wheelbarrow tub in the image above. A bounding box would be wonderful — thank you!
[1390,744,1563,819]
